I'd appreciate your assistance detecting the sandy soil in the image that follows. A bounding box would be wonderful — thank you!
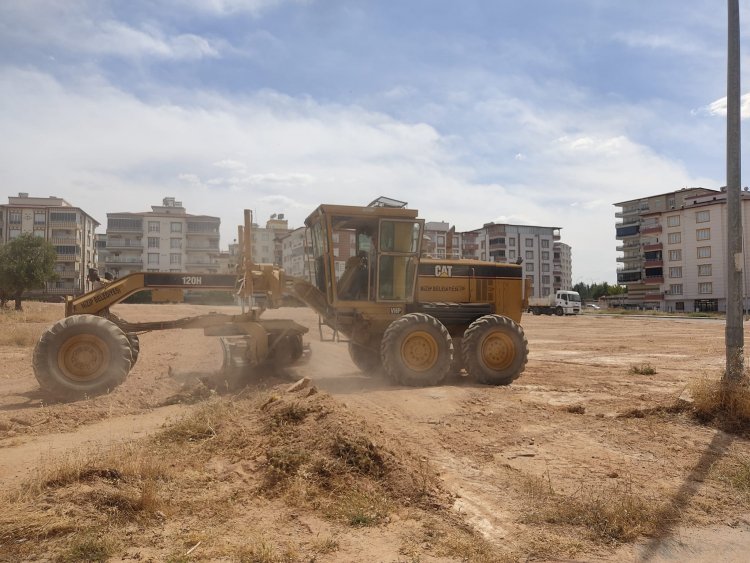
[2,304,750,561]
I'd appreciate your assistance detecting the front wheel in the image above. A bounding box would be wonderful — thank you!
[555,306,564,316]
[33,315,133,401]
[348,341,382,374]
[462,314,528,385]
[381,313,452,386]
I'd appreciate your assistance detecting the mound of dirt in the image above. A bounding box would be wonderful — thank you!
[0,382,490,562]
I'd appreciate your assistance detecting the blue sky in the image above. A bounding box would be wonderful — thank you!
[0,0,747,283]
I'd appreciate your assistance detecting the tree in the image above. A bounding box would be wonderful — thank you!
[0,234,58,310]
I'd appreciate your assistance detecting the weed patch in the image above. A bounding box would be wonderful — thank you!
[690,377,750,432]
[629,363,657,376]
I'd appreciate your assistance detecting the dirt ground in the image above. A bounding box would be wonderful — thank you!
[2,304,750,561]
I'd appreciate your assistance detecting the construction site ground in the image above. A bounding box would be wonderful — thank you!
[2,303,750,562]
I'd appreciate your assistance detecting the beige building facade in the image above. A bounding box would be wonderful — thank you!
[0,193,99,296]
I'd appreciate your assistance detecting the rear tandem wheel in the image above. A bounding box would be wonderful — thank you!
[32,314,133,401]
[462,314,528,385]
[380,313,452,386]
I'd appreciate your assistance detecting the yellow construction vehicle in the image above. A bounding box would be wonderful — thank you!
[293,202,529,386]
[32,211,308,401]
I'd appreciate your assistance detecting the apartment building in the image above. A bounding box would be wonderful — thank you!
[250,214,290,265]
[0,193,99,296]
[614,187,718,309]
[103,197,220,277]
[281,227,315,280]
[554,242,572,291]
[472,223,562,298]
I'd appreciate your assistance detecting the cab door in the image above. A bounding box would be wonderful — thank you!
[376,219,423,302]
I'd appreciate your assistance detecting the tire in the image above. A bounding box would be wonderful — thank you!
[348,341,382,374]
[555,306,564,316]
[272,333,304,369]
[380,313,452,386]
[126,333,140,367]
[462,314,528,386]
[33,314,133,401]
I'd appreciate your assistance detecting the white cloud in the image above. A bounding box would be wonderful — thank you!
[702,93,750,119]
[171,0,310,16]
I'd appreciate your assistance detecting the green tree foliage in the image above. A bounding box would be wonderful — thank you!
[0,234,58,310]
[573,281,627,302]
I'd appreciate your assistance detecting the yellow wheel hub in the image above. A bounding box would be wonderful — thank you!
[401,330,438,372]
[481,331,515,371]
[58,334,111,382]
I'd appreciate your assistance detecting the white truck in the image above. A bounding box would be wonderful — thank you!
[527,290,581,316]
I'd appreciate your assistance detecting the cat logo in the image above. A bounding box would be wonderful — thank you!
[435,265,453,277]
[389,307,402,315]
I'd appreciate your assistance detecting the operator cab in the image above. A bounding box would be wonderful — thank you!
[305,204,424,305]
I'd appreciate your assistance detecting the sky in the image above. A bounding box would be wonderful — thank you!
[1,0,748,283]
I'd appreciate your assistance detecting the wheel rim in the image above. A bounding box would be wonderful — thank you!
[400,330,438,372]
[57,334,111,382]
[480,331,515,371]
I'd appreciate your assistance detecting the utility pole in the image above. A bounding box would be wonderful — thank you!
[725,0,744,381]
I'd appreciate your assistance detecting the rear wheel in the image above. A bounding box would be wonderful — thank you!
[33,315,133,401]
[126,333,140,367]
[348,341,382,374]
[462,314,528,385]
[380,313,452,386]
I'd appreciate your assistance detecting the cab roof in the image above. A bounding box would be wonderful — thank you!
[305,204,419,227]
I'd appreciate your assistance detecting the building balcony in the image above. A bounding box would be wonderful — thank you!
[642,242,663,252]
[615,242,640,252]
[616,255,641,263]
[51,237,78,245]
[186,244,220,251]
[641,225,662,235]
[644,276,664,285]
[644,260,663,268]
[55,270,79,279]
[105,258,143,266]
[107,241,143,249]
[49,221,79,228]
[107,226,142,233]
[185,260,220,267]
[56,254,80,262]
[617,269,642,284]
[644,293,664,301]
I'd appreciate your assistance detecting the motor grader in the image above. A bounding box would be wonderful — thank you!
[293,202,530,386]
[32,210,308,401]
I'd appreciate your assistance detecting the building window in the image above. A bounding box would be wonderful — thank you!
[525,238,533,247]
[525,250,533,259]
[542,287,551,296]
[667,215,680,227]
[542,251,550,260]
[696,210,710,223]
[9,228,21,239]
[509,238,515,247]
[668,249,682,261]
[669,284,683,295]
[34,230,45,237]
[34,212,46,224]
[148,237,159,248]
[668,232,681,244]
[542,275,550,284]
[170,238,182,249]
[669,267,682,278]
[699,282,712,294]
[696,228,710,240]
[170,253,181,265]
[171,222,182,233]
[527,275,534,287]
[9,211,21,223]
[698,264,712,276]
[542,263,550,272]
[509,250,516,259]
[697,246,711,259]
[541,239,550,248]
[526,263,534,272]
[148,253,159,264]
[148,221,160,232]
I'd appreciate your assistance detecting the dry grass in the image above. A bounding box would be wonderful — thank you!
[690,377,750,432]
[0,323,44,347]
[520,473,667,543]
[629,362,657,376]
[0,301,62,324]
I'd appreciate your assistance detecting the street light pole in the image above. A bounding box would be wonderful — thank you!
[725,0,744,381]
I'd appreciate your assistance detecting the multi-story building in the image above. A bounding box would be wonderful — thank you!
[249,214,290,265]
[104,197,220,277]
[281,227,314,280]
[0,193,99,296]
[553,242,572,291]
[472,223,562,298]
[614,187,718,309]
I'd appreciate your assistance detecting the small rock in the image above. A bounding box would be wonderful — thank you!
[155,511,166,520]
[287,377,311,393]
[607,471,619,478]
[305,386,318,397]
